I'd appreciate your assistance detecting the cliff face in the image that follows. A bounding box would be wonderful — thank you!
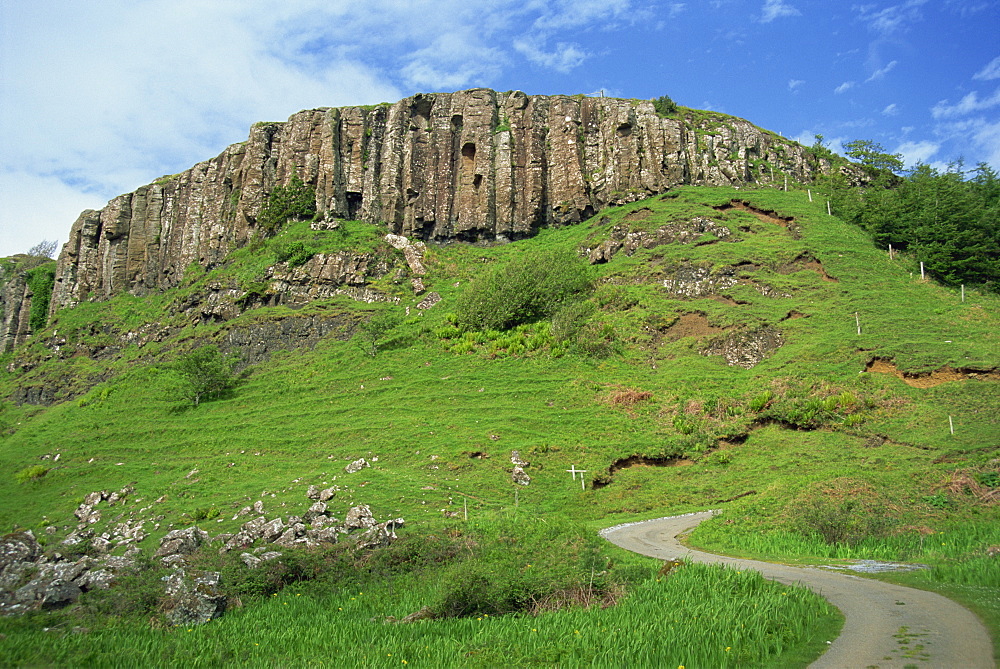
[1,267,32,354]
[51,88,827,312]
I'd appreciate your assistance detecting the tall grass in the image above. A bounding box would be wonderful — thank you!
[0,562,839,668]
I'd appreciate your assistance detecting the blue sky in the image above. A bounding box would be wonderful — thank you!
[1,0,998,256]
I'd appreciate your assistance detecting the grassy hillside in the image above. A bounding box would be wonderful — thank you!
[1,185,997,665]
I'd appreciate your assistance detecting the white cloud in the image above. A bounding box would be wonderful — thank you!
[760,0,801,22]
[667,3,687,18]
[973,56,1000,81]
[0,0,652,256]
[513,38,588,73]
[856,0,929,34]
[835,81,856,94]
[788,79,805,91]
[932,88,1000,118]
[882,103,900,115]
[0,171,106,257]
[866,60,898,82]
[895,140,940,167]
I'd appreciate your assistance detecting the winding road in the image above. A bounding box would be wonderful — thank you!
[601,512,994,668]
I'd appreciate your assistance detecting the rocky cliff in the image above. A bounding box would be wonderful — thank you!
[50,88,829,313]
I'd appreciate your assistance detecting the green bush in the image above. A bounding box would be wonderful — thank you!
[652,95,679,117]
[274,240,315,268]
[14,465,50,484]
[455,249,592,331]
[257,174,316,237]
[170,345,239,406]
[24,263,56,332]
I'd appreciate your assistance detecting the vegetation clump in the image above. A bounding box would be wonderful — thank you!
[257,174,316,237]
[169,345,239,406]
[652,95,679,117]
[453,248,592,331]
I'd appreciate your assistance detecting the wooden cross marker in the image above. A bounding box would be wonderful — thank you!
[566,465,588,490]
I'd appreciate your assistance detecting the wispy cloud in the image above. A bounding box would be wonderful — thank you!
[788,79,805,91]
[513,38,588,73]
[835,81,856,94]
[855,0,929,34]
[973,56,1000,81]
[895,140,939,167]
[866,59,898,82]
[760,0,801,22]
[882,103,900,115]
[932,88,1000,118]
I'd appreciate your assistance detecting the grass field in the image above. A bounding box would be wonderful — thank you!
[1,185,997,665]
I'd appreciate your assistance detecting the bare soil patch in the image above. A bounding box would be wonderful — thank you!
[777,252,838,282]
[663,312,727,341]
[866,357,1000,388]
[713,200,797,234]
[592,455,693,489]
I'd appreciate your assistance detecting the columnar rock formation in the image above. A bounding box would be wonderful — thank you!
[50,88,828,312]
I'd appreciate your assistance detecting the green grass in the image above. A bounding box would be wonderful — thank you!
[0,560,839,668]
[1,185,998,665]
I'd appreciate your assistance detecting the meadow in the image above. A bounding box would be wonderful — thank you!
[1,185,997,665]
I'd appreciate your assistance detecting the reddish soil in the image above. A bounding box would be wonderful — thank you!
[663,312,726,340]
[866,357,1000,388]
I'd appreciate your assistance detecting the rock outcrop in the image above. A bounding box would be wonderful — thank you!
[50,89,831,313]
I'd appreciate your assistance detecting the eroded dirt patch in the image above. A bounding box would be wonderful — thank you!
[713,200,797,236]
[624,207,653,221]
[866,357,1000,388]
[778,252,838,282]
[664,312,727,340]
[592,455,693,489]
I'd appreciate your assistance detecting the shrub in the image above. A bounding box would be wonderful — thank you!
[274,240,315,268]
[24,263,56,332]
[170,345,239,406]
[356,310,402,357]
[257,174,316,236]
[652,95,679,117]
[788,480,896,546]
[14,465,50,484]
[454,249,592,331]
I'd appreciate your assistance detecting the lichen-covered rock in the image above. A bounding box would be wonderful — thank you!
[0,531,40,571]
[344,505,377,530]
[155,526,210,559]
[512,466,531,486]
[702,326,784,368]
[162,569,226,626]
[345,458,370,474]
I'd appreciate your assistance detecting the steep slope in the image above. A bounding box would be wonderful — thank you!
[49,89,830,313]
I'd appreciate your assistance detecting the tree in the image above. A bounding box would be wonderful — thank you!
[843,140,904,176]
[652,95,679,117]
[26,240,58,259]
[356,311,401,357]
[172,345,238,406]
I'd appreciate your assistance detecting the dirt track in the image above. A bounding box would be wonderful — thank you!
[601,512,994,668]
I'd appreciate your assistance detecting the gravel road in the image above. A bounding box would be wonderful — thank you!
[601,512,994,668]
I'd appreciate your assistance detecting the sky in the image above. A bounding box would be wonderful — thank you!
[1,0,998,257]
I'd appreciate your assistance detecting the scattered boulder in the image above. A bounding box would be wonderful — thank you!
[416,292,441,310]
[155,527,210,560]
[0,531,41,571]
[512,466,531,486]
[161,569,226,626]
[345,458,370,474]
